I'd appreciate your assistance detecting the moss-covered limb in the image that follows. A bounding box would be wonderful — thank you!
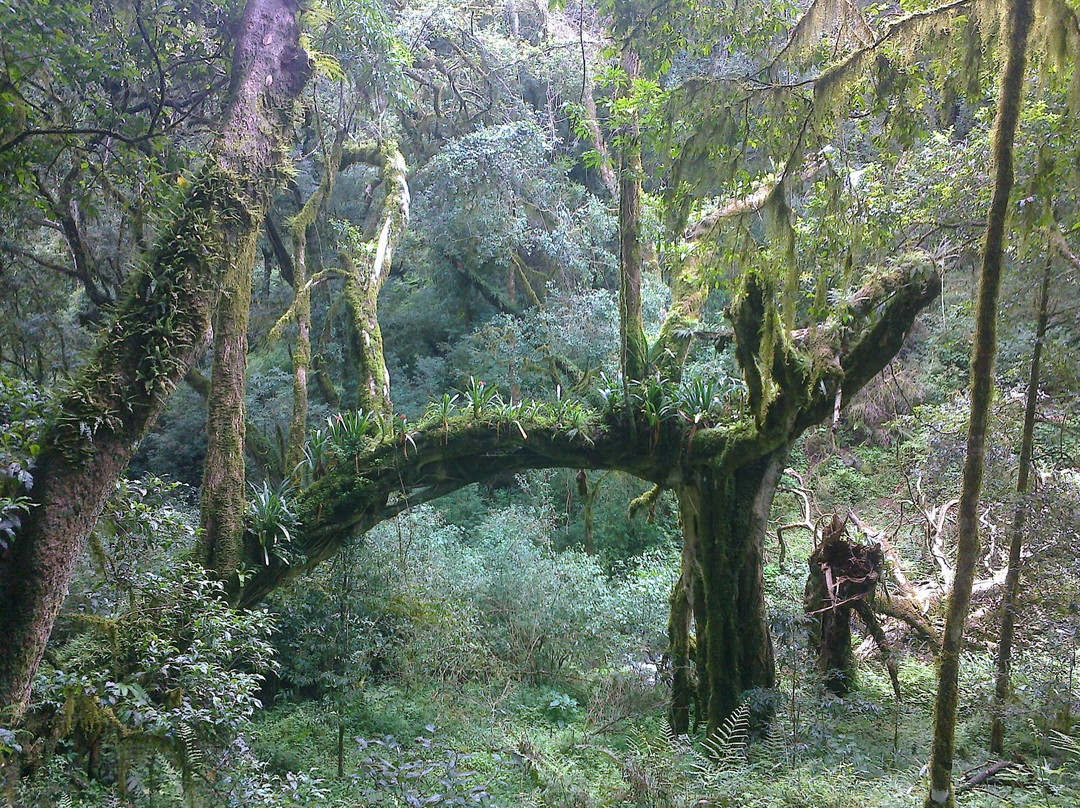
[927,0,1033,800]
[235,410,679,605]
[579,471,610,555]
[852,599,902,701]
[711,255,941,468]
[340,140,383,170]
[618,46,649,384]
[651,163,827,383]
[811,0,973,115]
[0,0,311,716]
[453,256,523,315]
[285,250,312,473]
[512,253,543,309]
[873,592,941,651]
[628,483,665,521]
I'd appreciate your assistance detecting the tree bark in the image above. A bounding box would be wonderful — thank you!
[199,233,256,576]
[0,0,309,717]
[677,448,785,735]
[284,135,345,472]
[343,145,409,416]
[668,498,700,735]
[988,252,1051,754]
[617,45,648,384]
[925,0,1033,803]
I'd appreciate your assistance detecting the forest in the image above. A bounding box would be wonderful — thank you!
[1,0,1079,805]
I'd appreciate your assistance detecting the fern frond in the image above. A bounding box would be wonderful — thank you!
[700,703,751,770]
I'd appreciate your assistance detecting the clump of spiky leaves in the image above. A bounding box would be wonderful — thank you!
[300,426,335,482]
[424,392,461,442]
[247,479,301,567]
[461,376,504,419]
[325,409,380,459]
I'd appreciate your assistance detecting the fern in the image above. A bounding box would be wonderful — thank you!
[1051,729,1080,762]
[177,722,204,806]
[701,703,751,769]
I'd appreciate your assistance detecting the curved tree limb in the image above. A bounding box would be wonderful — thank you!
[236,257,940,606]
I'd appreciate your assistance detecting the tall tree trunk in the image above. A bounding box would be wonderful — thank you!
[668,504,701,736]
[199,239,256,575]
[344,145,409,416]
[286,228,312,472]
[925,0,1033,803]
[988,253,1051,754]
[617,45,648,384]
[676,448,786,735]
[0,0,309,717]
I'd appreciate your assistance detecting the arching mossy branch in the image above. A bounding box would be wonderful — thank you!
[236,256,940,608]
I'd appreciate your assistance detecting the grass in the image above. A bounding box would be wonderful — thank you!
[242,652,1080,808]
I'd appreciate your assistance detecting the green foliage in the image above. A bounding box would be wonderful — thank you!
[355,728,495,807]
[247,479,302,567]
[0,372,47,548]
[325,409,380,458]
[22,477,277,807]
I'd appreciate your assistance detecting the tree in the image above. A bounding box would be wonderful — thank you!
[924,0,1035,802]
[987,248,1051,754]
[230,250,938,736]
[0,0,311,718]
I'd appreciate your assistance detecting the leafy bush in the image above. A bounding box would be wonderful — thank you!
[20,478,277,807]
[0,373,47,552]
[355,728,495,807]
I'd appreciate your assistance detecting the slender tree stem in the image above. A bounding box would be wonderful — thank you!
[925,0,1034,803]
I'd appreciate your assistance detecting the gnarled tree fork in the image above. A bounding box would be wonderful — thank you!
[234,254,941,737]
[0,0,311,718]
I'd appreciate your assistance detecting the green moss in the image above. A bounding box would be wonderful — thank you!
[52,165,246,466]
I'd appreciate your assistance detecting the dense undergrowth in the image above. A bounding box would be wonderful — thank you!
[6,425,1080,806]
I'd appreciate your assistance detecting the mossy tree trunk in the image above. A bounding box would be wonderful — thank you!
[0,0,310,717]
[668,505,700,736]
[925,0,1033,802]
[343,145,409,416]
[199,234,257,576]
[284,135,345,472]
[989,253,1051,754]
[268,141,409,425]
[678,447,786,735]
[617,45,648,384]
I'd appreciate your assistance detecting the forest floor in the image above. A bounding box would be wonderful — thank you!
[248,548,1080,808]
